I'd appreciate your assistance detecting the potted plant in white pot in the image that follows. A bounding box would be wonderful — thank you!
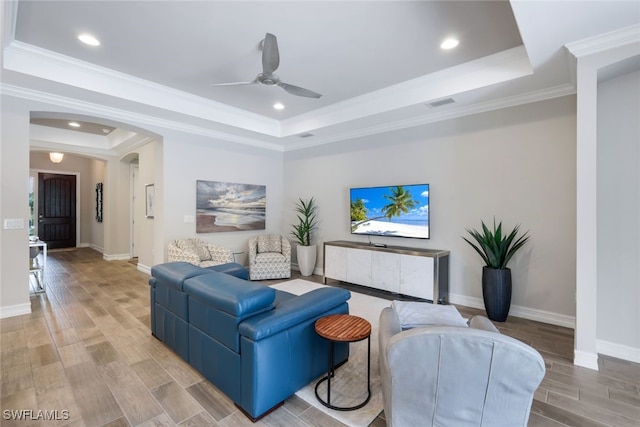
[463,218,530,322]
[291,197,318,276]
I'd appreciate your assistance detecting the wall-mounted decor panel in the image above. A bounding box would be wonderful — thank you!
[95,182,103,222]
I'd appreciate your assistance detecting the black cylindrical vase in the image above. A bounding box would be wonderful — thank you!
[482,267,512,322]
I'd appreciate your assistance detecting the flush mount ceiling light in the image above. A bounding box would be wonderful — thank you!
[77,33,100,46]
[273,102,285,110]
[49,152,64,163]
[68,121,81,128]
[440,37,460,50]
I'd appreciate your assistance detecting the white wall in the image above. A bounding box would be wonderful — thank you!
[284,96,577,324]
[0,96,31,318]
[161,130,284,266]
[135,141,159,272]
[597,70,640,361]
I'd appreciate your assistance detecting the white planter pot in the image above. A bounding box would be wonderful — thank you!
[297,245,317,276]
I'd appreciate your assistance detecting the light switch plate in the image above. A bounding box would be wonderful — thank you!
[4,219,25,229]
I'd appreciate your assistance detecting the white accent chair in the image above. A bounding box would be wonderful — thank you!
[378,306,545,426]
[248,234,291,280]
[167,238,233,267]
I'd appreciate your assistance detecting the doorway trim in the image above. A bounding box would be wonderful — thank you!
[130,163,139,258]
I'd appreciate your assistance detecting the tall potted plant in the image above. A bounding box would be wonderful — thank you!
[463,218,530,322]
[291,197,318,276]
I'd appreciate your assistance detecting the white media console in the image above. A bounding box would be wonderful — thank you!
[323,240,450,304]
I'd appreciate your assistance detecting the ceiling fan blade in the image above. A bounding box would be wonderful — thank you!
[262,33,280,75]
[210,80,256,86]
[278,82,322,98]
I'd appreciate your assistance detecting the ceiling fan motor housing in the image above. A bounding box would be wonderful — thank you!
[257,73,279,86]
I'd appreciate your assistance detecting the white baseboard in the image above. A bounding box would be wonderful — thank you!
[574,350,599,370]
[103,253,131,261]
[0,302,31,319]
[89,243,104,253]
[597,340,640,363]
[448,293,576,329]
[137,263,151,275]
[315,270,575,330]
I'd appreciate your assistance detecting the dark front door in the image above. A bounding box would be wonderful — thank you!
[38,173,76,249]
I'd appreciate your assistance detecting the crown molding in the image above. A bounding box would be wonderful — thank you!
[285,83,576,152]
[566,23,640,58]
[281,46,533,137]
[1,83,284,152]
[4,79,575,155]
[29,139,118,160]
[1,0,17,50]
[3,40,281,136]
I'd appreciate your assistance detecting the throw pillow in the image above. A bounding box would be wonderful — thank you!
[190,239,212,261]
[257,235,282,253]
[176,239,196,252]
[391,301,468,329]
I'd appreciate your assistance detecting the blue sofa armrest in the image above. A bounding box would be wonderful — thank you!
[239,287,351,340]
[238,287,351,419]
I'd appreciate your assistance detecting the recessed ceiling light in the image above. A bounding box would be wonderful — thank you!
[273,102,285,110]
[440,37,459,50]
[78,33,101,46]
[68,121,81,128]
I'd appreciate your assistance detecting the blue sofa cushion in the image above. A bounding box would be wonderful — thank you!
[206,262,250,280]
[150,262,210,323]
[184,272,276,352]
[184,272,275,318]
[151,261,209,291]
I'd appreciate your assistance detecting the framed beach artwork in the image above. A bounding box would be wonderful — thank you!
[145,184,155,218]
[196,180,266,233]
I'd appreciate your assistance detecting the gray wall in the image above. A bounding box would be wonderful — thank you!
[284,96,577,325]
[597,70,640,357]
[1,96,31,315]
[160,129,285,267]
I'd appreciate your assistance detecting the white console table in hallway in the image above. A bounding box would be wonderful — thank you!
[29,239,47,293]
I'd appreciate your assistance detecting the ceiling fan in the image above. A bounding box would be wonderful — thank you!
[211,33,322,99]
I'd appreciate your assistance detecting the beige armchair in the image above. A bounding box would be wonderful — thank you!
[248,234,291,280]
[167,238,233,267]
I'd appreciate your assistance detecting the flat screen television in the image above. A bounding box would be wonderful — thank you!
[350,183,430,239]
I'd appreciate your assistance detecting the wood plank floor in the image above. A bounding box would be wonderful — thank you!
[1,248,638,426]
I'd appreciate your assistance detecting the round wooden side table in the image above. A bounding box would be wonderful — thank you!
[314,313,372,411]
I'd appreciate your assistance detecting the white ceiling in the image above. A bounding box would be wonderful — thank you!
[2,1,639,152]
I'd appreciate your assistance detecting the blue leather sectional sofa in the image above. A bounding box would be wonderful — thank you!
[148,261,351,420]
